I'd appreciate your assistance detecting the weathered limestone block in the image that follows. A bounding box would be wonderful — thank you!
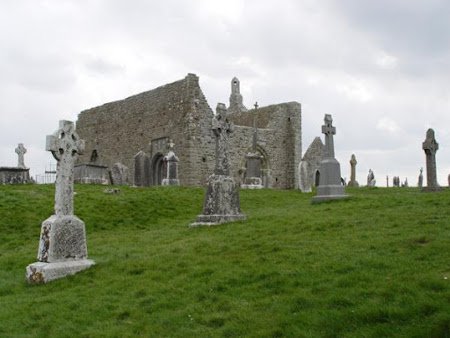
[111,162,129,185]
[191,174,246,226]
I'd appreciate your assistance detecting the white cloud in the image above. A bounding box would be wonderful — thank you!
[376,117,400,133]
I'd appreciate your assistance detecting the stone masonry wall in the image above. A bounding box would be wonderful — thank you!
[76,74,215,186]
[76,74,301,188]
[228,102,302,189]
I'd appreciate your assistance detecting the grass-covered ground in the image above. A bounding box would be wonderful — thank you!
[0,184,449,337]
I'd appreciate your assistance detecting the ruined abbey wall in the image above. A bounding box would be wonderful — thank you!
[76,74,302,189]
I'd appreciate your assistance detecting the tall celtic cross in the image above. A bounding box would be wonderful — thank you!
[212,103,233,175]
[350,154,357,183]
[322,114,336,158]
[422,128,439,187]
[46,120,85,216]
[15,143,27,168]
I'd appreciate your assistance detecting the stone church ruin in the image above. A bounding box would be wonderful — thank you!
[75,74,306,189]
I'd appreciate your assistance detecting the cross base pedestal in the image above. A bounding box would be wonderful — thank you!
[26,259,95,284]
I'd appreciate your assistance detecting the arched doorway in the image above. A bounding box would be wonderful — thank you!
[151,153,165,186]
[315,170,320,187]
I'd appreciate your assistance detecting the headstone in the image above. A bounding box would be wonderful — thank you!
[191,103,246,226]
[418,168,423,188]
[15,143,27,168]
[298,160,311,192]
[312,114,348,203]
[422,128,441,191]
[386,175,389,187]
[111,163,129,185]
[26,120,94,284]
[402,178,408,187]
[162,140,180,186]
[347,154,359,187]
[367,169,376,187]
[393,176,400,187]
[448,174,450,187]
[134,151,150,187]
[242,102,263,189]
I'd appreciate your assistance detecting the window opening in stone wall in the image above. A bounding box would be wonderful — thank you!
[90,150,98,163]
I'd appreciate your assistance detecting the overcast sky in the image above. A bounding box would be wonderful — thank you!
[1,0,449,186]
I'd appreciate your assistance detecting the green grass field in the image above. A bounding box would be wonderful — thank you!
[0,184,449,337]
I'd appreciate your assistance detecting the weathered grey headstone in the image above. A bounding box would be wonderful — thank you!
[402,178,408,187]
[448,174,450,187]
[26,120,94,284]
[134,151,149,187]
[191,103,246,226]
[298,160,311,192]
[367,169,376,187]
[111,162,129,185]
[393,176,400,187]
[242,102,263,189]
[162,140,180,186]
[386,175,389,187]
[418,168,423,188]
[347,154,359,187]
[15,143,27,168]
[312,114,348,203]
[422,128,441,191]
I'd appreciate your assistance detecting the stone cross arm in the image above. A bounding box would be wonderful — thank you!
[46,120,85,161]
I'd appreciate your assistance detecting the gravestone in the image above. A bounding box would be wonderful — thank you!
[422,128,441,191]
[26,120,94,283]
[402,178,408,187]
[393,176,400,187]
[242,102,263,189]
[367,169,376,187]
[298,160,311,192]
[134,151,150,187]
[418,168,423,188]
[162,140,180,186]
[347,154,359,187]
[386,175,389,187]
[191,103,246,226]
[448,174,450,187]
[312,114,348,203]
[111,162,129,185]
[15,143,27,168]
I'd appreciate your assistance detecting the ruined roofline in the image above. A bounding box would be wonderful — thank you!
[78,73,200,115]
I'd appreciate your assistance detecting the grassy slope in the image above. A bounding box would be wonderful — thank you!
[0,184,449,337]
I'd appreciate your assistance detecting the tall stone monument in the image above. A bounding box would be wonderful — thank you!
[367,169,376,187]
[162,140,180,186]
[191,103,246,226]
[418,168,423,188]
[26,120,94,283]
[242,102,263,189]
[422,128,441,191]
[15,143,27,168]
[312,114,348,203]
[347,154,359,187]
[0,143,31,184]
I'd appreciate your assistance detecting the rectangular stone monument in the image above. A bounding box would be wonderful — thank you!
[162,140,180,186]
[26,121,94,284]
